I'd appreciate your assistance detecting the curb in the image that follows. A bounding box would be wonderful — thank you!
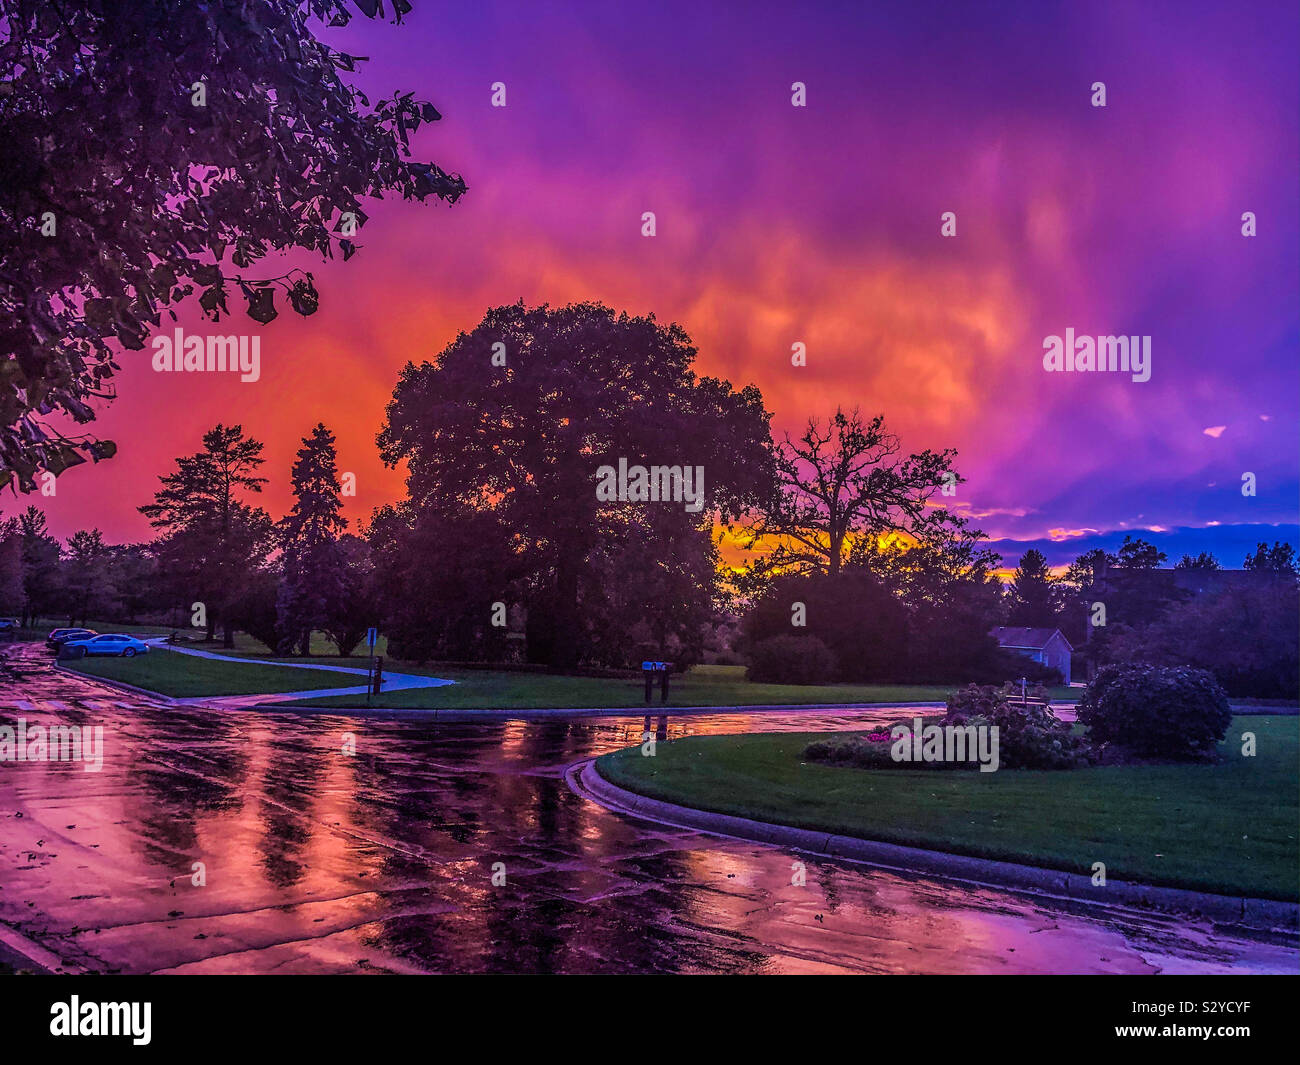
[568,758,1300,935]
[0,919,82,975]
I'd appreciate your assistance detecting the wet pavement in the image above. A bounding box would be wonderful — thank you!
[1,642,1296,974]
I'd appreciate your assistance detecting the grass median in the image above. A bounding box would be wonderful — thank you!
[62,647,361,698]
[596,715,1299,900]
[283,664,1078,710]
[55,638,1081,710]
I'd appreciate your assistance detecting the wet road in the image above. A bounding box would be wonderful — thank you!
[1,643,1295,974]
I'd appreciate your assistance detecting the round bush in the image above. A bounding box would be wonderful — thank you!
[1077,664,1231,760]
[746,634,838,685]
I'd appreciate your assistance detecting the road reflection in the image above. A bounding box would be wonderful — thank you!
[0,644,1294,975]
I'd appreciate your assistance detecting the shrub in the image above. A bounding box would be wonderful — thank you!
[943,683,1091,769]
[741,572,908,682]
[805,727,916,769]
[226,569,284,654]
[803,692,1090,772]
[746,634,838,685]
[1077,664,1231,760]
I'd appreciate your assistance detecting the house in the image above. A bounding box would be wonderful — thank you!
[990,626,1074,685]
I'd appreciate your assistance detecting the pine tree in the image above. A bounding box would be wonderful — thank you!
[17,506,62,627]
[140,425,271,647]
[1007,549,1059,628]
[277,424,348,655]
[0,519,26,620]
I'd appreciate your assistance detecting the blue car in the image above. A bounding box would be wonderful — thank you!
[61,633,151,658]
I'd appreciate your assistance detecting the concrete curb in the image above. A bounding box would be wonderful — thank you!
[568,758,1300,935]
[0,919,81,975]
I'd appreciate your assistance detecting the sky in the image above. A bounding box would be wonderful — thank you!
[14,0,1300,570]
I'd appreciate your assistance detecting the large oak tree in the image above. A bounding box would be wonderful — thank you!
[737,407,960,587]
[377,301,775,668]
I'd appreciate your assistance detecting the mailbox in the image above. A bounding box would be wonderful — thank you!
[641,660,672,703]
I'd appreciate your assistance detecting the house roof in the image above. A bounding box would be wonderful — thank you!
[990,626,1073,651]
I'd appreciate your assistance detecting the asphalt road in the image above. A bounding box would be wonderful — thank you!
[1,642,1295,974]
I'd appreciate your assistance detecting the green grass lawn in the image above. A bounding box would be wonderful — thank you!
[282,663,1078,710]
[46,625,1081,709]
[183,629,390,658]
[56,644,1071,708]
[597,716,1299,900]
[62,648,362,697]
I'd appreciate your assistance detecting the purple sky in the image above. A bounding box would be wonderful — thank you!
[17,0,1299,569]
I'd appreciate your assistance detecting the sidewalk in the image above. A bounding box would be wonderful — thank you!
[137,639,456,705]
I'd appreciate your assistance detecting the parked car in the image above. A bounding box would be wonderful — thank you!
[0,618,18,643]
[60,633,150,658]
[47,627,98,651]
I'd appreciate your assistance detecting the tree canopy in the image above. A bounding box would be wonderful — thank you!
[277,423,348,653]
[1006,548,1059,627]
[377,301,775,667]
[139,423,271,645]
[0,0,464,491]
[737,407,959,586]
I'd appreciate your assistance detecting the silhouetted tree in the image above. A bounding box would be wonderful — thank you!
[1007,548,1059,627]
[1243,541,1297,574]
[739,408,958,585]
[61,529,115,626]
[1,0,465,490]
[1110,583,1299,699]
[103,544,161,622]
[378,301,774,668]
[0,519,25,619]
[323,533,379,657]
[1174,552,1220,570]
[852,510,1006,681]
[1116,534,1166,570]
[277,424,347,654]
[16,507,61,627]
[140,425,271,646]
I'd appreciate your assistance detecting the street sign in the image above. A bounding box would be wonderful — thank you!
[365,628,379,707]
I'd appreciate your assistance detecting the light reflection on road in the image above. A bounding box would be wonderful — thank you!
[0,643,1294,975]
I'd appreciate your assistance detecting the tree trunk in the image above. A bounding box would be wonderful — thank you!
[550,561,581,670]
